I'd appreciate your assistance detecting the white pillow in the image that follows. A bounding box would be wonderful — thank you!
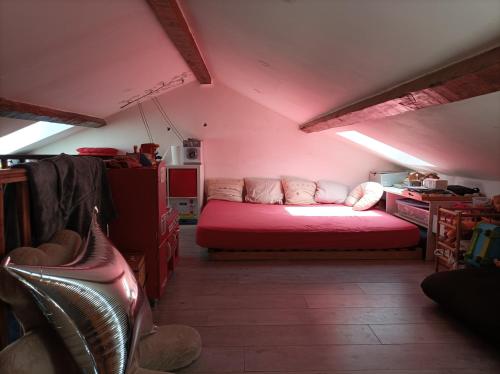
[314,180,349,204]
[207,178,244,202]
[244,178,284,204]
[345,182,384,211]
[282,177,316,205]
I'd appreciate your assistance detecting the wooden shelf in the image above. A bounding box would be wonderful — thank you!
[434,206,500,272]
[438,221,455,229]
[0,168,27,183]
[402,190,472,202]
[435,255,462,271]
[436,240,456,252]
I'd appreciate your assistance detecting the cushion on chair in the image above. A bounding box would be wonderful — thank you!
[206,178,244,202]
[282,177,316,205]
[345,182,383,211]
[244,178,284,204]
[138,325,202,372]
[421,268,500,341]
[314,180,349,204]
[0,327,79,374]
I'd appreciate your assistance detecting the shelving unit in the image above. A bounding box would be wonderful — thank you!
[384,187,472,260]
[435,207,500,272]
[167,164,204,224]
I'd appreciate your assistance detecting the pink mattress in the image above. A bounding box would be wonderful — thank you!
[196,200,420,250]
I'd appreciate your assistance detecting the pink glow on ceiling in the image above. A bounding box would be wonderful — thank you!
[333,92,500,180]
[183,0,500,123]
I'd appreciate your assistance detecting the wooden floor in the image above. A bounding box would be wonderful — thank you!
[153,226,500,374]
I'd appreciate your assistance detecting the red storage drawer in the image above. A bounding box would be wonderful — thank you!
[157,239,170,298]
[169,168,197,197]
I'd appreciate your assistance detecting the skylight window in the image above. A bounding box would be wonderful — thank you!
[0,121,73,154]
[337,130,434,168]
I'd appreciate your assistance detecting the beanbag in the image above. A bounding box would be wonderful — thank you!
[282,177,316,205]
[244,178,284,205]
[314,180,348,204]
[421,268,500,341]
[345,182,383,211]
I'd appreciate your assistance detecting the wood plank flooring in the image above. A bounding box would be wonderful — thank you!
[153,226,500,373]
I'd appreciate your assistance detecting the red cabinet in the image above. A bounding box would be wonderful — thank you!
[107,161,179,301]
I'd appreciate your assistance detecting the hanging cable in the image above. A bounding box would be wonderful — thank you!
[138,102,154,143]
[152,97,184,143]
[152,97,183,142]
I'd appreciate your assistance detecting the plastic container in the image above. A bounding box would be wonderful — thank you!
[396,199,430,226]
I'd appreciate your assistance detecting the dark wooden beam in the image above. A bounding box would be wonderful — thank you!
[145,0,212,84]
[0,98,106,128]
[300,46,500,133]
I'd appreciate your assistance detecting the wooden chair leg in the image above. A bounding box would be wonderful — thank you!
[0,186,8,349]
[16,181,31,247]
[0,303,8,349]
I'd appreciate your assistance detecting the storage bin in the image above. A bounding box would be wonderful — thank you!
[396,199,429,226]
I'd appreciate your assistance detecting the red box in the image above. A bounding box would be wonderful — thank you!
[168,168,197,197]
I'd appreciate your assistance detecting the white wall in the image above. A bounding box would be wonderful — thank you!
[35,82,398,188]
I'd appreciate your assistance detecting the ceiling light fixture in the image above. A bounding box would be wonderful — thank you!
[119,72,189,109]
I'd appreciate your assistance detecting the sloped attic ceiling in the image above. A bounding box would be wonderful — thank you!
[0,0,194,118]
[180,0,500,179]
[330,91,500,180]
[1,0,499,181]
[183,0,500,123]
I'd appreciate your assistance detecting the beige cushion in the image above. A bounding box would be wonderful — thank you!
[282,177,316,205]
[244,178,284,204]
[0,327,79,374]
[37,243,74,266]
[0,231,82,332]
[345,182,384,211]
[138,324,202,372]
[314,180,349,204]
[49,230,83,259]
[207,178,244,202]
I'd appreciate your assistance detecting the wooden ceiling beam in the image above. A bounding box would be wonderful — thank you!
[300,46,500,133]
[146,0,212,84]
[0,98,106,128]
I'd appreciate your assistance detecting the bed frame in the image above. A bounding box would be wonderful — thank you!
[207,247,423,261]
[0,168,31,349]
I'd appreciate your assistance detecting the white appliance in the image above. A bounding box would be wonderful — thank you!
[182,139,202,164]
[369,171,409,187]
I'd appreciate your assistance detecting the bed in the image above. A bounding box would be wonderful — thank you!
[196,200,421,260]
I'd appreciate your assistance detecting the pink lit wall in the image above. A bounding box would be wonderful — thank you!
[35,82,398,188]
